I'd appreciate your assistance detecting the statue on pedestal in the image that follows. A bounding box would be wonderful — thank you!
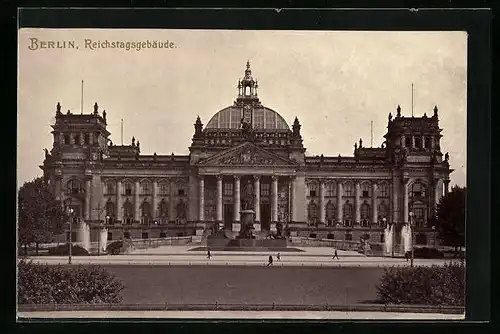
[242,180,255,210]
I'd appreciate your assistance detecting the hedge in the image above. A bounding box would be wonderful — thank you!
[376,262,465,306]
[18,259,124,304]
[47,244,90,256]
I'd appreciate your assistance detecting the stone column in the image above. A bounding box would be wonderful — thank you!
[116,181,122,222]
[59,133,64,146]
[271,176,278,222]
[152,180,157,221]
[354,181,361,225]
[403,179,409,224]
[216,175,223,222]
[422,135,426,148]
[84,179,91,220]
[134,181,140,222]
[411,135,415,148]
[169,180,175,222]
[372,182,378,225]
[319,180,325,224]
[80,132,84,145]
[336,181,343,224]
[254,176,260,222]
[401,134,406,147]
[199,176,205,221]
[233,176,241,222]
[290,176,296,222]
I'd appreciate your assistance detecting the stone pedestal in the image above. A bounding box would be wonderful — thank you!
[232,223,241,232]
[195,228,204,236]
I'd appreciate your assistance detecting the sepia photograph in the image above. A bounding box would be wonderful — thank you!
[17,26,468,320]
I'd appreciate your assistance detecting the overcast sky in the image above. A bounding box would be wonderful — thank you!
[18,29,467,187]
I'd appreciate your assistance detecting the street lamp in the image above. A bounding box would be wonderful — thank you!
[409,211,414,267]
[65,199,74,265]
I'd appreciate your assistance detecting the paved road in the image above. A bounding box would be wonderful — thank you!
[98,265,384,305]
[17,310,465,320]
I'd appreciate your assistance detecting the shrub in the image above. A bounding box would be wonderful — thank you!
[47,244,90,256]
[406,247,444,259]
[17,259,124,304]
[106,241,124,255]
[376,262,464,306]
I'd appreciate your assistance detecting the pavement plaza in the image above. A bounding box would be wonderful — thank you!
[27,246,459,267]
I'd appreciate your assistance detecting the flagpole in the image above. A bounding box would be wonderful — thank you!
[411,83,414,117]
[121,119,124,145]
[370,121,373,148]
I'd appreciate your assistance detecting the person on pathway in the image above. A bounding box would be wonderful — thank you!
[405,251,410,262]
[267,255,273,266]
[207,249,212,259]
[277,252,281,261]
[332,248,339,260]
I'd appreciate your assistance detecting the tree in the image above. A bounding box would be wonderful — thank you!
[436,186,466,253]
[18,177,66,255]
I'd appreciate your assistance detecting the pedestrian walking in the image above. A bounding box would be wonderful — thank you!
[405,251,409,262]
[332,248,339,260]
[267,255,273,266]
[277,252,281,261]
[207,249,212,259]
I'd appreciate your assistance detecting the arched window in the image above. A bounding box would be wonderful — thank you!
[361,183,370,198]
[105,181,115,195]
[105,200,115,219]
[411,202,427,228]
[74,134,81,145]
[64,134,70,145]
[158,199,169,224]
[141,201,151,224]
[415,136,422,148]
[343,182,354,197]
[424,137,431,149]
[343,201,353,226]
[66,179,83,195]
[140,181,152,195]
[405,137,411,147]
[326,201,335,226]
[176,200,186,219]
[360,202,370,227]
[378,201,389,224]
[379,182,389,197]
[123,199,134,224]
[308,202,318,224]
[410,181,427,198]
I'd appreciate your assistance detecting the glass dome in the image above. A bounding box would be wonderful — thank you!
[205,106,290,130]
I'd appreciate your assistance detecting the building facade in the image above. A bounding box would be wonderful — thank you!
[41,62,452,245]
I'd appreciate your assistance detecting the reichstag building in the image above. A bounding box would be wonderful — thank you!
[41,62,453,245]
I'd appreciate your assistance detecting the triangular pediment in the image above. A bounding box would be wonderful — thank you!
[197,142,298,167]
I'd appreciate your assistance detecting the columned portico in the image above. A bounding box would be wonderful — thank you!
[134,180,140,222]
[289,176,296,222]
[254,176,260,222]
[116,180,122,222]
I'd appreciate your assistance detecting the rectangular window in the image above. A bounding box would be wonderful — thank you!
[362,190,369,197]
[230,109,241,129]
[142,232,148,239]
[84,134,90,145]
[265,110,275,128]
[326,184,335,197]
[219,109,230,128]
[261,183,270,196]
[159,183,169,196]
[344,185,353,196]
[380,185,389,197]
[64,135,70,144]
[223,183,233,196]
[178,189,185,196]
[345,233,352,241]
[160,232,167,238]
[310,190,317,197]
[107,232,112,241]
[124,231,130,239]
[74,135,80,145]
[106,183,115,195]
[141,182,152,195]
